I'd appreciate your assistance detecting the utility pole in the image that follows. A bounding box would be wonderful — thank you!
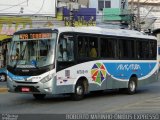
[137,0,141,31]
[69,0,76,27]
[130,0,134,29]
[70,9,74,27]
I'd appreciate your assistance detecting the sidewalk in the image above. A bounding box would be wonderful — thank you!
[0,82,8,93]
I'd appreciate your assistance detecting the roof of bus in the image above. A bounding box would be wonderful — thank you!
[14,27,156,40]
[55,27,156,40]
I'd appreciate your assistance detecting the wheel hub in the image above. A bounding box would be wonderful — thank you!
[76,86,83,95]
[130,81,135,92]
[0,75,5,82]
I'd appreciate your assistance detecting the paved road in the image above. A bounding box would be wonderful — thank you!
[0,80,160,114]
[0,82,6,87]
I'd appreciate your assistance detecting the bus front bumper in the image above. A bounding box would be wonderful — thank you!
[7,76,55,94]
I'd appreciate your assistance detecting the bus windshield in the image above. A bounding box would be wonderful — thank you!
[8,33,57,68]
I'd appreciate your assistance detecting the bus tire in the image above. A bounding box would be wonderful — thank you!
[71,81,85,101]
[0,73,7,82]
[33,94,46,100]
[127,77,137,94]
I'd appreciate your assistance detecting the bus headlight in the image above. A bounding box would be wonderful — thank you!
[40,74,52,83]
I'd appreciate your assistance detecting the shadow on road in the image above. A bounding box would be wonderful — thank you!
[14,86,156,104]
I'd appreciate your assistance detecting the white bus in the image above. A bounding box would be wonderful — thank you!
[7,27,158,100]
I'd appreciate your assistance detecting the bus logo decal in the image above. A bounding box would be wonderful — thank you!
[117,64,141,71]
[91,63,107,85]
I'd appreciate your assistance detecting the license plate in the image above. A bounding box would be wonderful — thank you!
[21,87,30,92]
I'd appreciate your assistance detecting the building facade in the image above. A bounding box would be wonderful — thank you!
[89,0,130,28]
[128,0,160,31]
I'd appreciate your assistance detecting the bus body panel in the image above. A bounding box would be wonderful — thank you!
[55,60,158,93]
[7,59,158,94]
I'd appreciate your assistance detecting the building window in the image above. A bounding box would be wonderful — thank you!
[98,0,111,11]
[121,0,127,9]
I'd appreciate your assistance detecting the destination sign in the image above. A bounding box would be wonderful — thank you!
[19,33,52,40]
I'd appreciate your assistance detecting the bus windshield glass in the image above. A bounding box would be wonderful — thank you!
[8,32,57,68]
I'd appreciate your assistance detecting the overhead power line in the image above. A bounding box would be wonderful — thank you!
[0,0,48,16]
[32,0,45,16]
[0,0,28,12]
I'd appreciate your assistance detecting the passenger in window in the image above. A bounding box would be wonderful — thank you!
[78,41,84,56]
[89,42,97,58]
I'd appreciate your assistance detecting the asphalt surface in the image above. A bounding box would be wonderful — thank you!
[0,80,160,114]
[1,73,160,114]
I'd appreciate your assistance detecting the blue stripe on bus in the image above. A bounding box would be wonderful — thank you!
[103,62,156,80]
[7,71,30,80]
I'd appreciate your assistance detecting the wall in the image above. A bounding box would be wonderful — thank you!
[78,0,89,6]
[0,0,56,17]
[89,0,121,11]
[0,17,32,36]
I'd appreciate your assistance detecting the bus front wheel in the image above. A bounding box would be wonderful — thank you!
[127,77,137,94]
[71,81,85,101]
[33,94,46,100]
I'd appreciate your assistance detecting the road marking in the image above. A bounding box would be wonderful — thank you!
[0,87,8,93]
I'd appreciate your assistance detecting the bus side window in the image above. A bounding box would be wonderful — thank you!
[100,38,116,59]
[89,41,97,58]
[149,41,157,59]
[89,37,98,58]
[78,36,98,60]
[67,37,74,61]
[58,38,67,61]
[78,36,87,57]
[58,35,74,62]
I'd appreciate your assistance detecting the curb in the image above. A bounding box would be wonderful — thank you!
[0,87,8,93]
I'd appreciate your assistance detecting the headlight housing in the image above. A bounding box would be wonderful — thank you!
[7,76,12,82]
[40,74,52,83]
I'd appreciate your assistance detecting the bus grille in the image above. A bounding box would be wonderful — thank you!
[15,81,38,84]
